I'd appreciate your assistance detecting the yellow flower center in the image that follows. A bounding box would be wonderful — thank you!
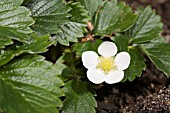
[97,57,116,73]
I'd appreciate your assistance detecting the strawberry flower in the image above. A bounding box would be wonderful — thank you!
[82,41,131,84]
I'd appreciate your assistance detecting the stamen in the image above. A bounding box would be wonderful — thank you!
[97,57,116,73]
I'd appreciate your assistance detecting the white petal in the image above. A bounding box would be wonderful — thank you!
[87,68,105,84]
[115,52,131,71]
[104,70,124,84]
[82,51,99,69]
[98,41,117,57]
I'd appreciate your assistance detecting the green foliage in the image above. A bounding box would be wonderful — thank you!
[127,6,163,43]
[27,0,71,35]
[0,0,34,48]
[0,55,64,113]
[111,35,129,52]
[62,81,97,113]
[73,39,102,56]
[55,55,68,76]
[143,43,170,76]
[77,0,103,23]
[68,2,90,24]
[123,48,146,81]
[55,53,85,81]
[0,0,169,112]
[94,1,138,35]
[52,2,90,46]
[0,34,52,66]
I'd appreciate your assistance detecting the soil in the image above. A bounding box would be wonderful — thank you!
[96,0,170,112]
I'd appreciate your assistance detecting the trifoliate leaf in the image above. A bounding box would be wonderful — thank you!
[62,80,97,113]
[111,35,129,52]
[0,55,64,113]
[123,48,146,82]
[77,0,103,23]
[73,39,102,56]
[27,0,71,35]
[0,34,52,66]
[0,0,34,47]
[143,43,170,76]
[52,2,90,46]
[94,1,138,36]
[127,6,163,43]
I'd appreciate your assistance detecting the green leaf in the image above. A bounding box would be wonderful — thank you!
[151,37,166,43]
[0,38,13,48]
[61,68,78,80]
[0,55,64,113]
[73,39,102,56]
[0,78,38,113]
[27,0,71,35]
[55,55,67,76]
[94,1,138,36]
[123,48,146,82]
[127,6,163,43]
[0,0,34,47]
[143,43,170,76]
[62,81,97,113]
[111,35,129,52]
[0,34,52,66]
[51,2,90,46]
[22,0,31,5]
[68,2,90,24]
[52,22,85,46]
[77,0,103,23]
[55,53,85,81]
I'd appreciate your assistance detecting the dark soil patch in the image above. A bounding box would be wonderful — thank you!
[124,88,170,112]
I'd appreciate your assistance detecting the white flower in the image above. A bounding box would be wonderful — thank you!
[82,41,131,84]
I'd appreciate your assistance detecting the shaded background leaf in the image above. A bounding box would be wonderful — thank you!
[73,39,102,56]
